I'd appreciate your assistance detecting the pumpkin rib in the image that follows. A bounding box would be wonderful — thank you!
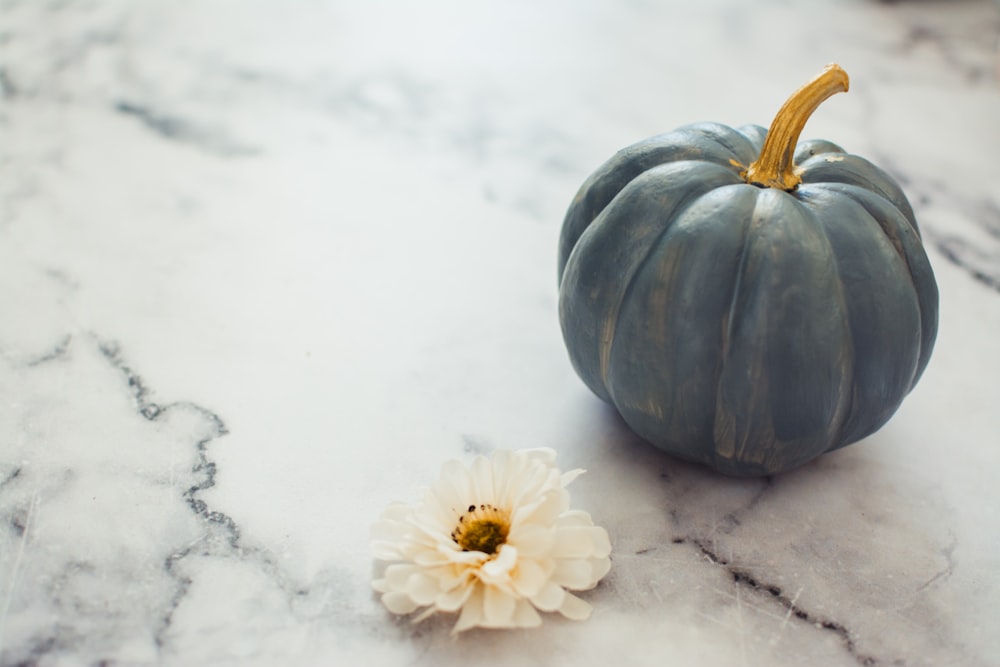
[595,164,741,392]
[798,185,922,446]
[558,161,741,402]
[684,122,761,169]
[558,126,763,280]
[713,187,853,474]
[605,184,756,465]
[810,183,938,387]
[736,124,768,155]
[799,154,919,237]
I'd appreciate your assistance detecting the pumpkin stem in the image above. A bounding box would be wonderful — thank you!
[743,64,849,191]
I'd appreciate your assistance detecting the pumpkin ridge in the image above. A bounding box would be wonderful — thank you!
[802,186,925,443]
[559,161,741,401]
[685,122,760,169]
[736,124,768,157]
[713,186,771,464]
[606,183,756,460]
[795,189,863,447]
[805,183,937,389]
[599,168,739,392]
[713,187,852,470]
[799,154,919,236]
[558,127,760,282]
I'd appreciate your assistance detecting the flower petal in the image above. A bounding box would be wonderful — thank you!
[591,528,612,558]
[381,563,420,590]
[512,488,569,528]
[371,540,406,561]
[413,605,439,624]
[551,559,597,590]
[452,584,485,634]
[560,468,585,487]
[557,591,592,621]
[470,455,495,501]
[513,598,543,628]
[480,544,518,583]
[523,448,558,465]
[413,546,456,567]
[508,523,553,557]
[551,526,610,559]
[406,572,442,606]
[436,459,474,511]
[511,558,550,598]
[436,579,475,611]
[482,584,517,627]
[530,580,566,612]
[374,502,412,524]
[589,557,612,587]
[381,591,421,615]
[556,509,596,527]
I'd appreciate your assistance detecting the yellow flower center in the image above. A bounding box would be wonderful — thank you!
[451,503,511,555]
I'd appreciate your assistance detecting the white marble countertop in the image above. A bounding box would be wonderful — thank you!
[2,1,1000,665]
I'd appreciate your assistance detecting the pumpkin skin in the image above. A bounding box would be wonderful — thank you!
[557,121,939,476]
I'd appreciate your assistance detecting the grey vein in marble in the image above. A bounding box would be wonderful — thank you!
[0,336,230,664]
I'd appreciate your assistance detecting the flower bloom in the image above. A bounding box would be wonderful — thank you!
[371,448,611,633]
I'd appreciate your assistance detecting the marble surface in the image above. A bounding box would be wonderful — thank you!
[2,1,999,665]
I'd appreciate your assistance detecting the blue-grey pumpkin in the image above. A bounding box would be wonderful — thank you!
[557,65,938,476]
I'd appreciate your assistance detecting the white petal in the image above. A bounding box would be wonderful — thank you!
[412,550,449,567]
[522,448,557,466]
[530,580,566,612]
[560,468,585,487]
[555,509,596,527]
[424,488,461,531]
[551,559,595,590]
[508,524,554,557]
[480,544,518,583]
[504,462,552,509]
[412,606,439,624]
[406,572,442,606]
[371,540,406,561]
[374,503,412,524]
[382,563,421,590]
[551,526,608,558]
[482,584,517,627]
[513,598,543,628]
[490,450,519,509]
[557,591,592,621]
[452,584,485,634]
[591,527,612,558]
[434,564,470,592]
[436,459,474,510]
[469,455,496,504]
[589,557,612,587]
[381,591,421,615]
[513,488,569,528]
[436,580,475,612]
[511,558,550,598]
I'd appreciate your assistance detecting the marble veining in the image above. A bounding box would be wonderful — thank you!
[2,1,1000,666]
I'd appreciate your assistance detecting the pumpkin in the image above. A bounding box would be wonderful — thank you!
[557,64,938,476]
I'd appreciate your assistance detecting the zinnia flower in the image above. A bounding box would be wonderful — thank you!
[371,448,611,633]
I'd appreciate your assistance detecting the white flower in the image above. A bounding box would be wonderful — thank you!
[371,448,612,633]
